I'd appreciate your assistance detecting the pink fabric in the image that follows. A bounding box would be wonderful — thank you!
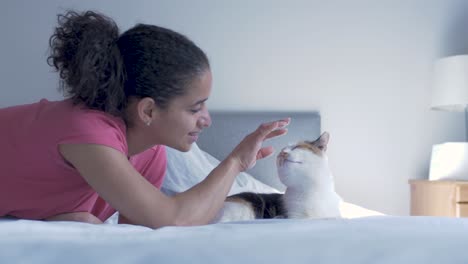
[0,99,166,221]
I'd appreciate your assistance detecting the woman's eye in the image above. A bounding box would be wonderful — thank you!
[189,102,205,114]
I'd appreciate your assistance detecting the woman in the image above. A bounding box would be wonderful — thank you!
[0,10,289,228]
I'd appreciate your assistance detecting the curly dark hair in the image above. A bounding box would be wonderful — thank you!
[47,10,210,116]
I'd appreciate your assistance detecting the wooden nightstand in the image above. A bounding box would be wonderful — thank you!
[409,179,468,217]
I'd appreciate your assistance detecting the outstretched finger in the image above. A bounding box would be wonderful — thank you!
[257,118,291,138]
[264,128,288,140]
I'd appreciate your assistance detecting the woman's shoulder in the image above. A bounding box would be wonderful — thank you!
[2,98,129,154]
[40,98,126,134]
[42,98,129,154]
[4,98,124,130]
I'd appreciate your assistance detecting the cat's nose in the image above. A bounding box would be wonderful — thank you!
[279,151,288,158]
[277,153,285,167]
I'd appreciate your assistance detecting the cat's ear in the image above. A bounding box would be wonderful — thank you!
[313,132,330,152]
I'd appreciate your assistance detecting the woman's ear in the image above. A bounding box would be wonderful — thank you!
[136,97,156,126]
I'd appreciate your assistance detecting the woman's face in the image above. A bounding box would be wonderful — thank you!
[151,70,212,151]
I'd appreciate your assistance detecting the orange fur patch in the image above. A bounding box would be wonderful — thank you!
[294,142,323,156]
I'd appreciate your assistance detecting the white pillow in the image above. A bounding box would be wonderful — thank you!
[162,143,280,196]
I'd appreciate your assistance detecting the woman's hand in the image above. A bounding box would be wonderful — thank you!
[45,212,103,224]
[227,118,290,172]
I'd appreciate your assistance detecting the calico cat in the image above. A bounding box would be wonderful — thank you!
[214,132,341,222]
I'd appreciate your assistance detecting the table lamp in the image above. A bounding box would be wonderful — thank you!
[429,54,468,181]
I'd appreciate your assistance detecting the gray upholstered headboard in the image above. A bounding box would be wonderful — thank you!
[197,111,321,191]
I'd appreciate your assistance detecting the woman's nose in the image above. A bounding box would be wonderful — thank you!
[199,110,211,128]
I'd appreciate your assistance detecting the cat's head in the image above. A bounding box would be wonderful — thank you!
[276,132,331,188]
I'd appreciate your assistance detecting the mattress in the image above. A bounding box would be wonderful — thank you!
[1,216,468,263]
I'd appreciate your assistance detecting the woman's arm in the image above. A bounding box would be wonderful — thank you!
[115,157,240,226]
[45,212,103,224]
[60,143,179,228]
[116,155,240,226]
[60,119,289,228]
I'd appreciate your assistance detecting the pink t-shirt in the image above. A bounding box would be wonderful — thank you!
[0,99,166,221]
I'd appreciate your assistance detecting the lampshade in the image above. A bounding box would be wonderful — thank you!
[431,55,468,111]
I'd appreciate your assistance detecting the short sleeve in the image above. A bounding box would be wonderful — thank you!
[56,109,128,155]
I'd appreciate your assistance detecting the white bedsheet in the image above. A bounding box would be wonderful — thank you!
[1,216,468,263]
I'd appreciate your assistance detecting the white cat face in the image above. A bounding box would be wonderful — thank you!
[276,132,330,188]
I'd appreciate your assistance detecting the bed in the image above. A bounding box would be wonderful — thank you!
[2,111,468,263]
